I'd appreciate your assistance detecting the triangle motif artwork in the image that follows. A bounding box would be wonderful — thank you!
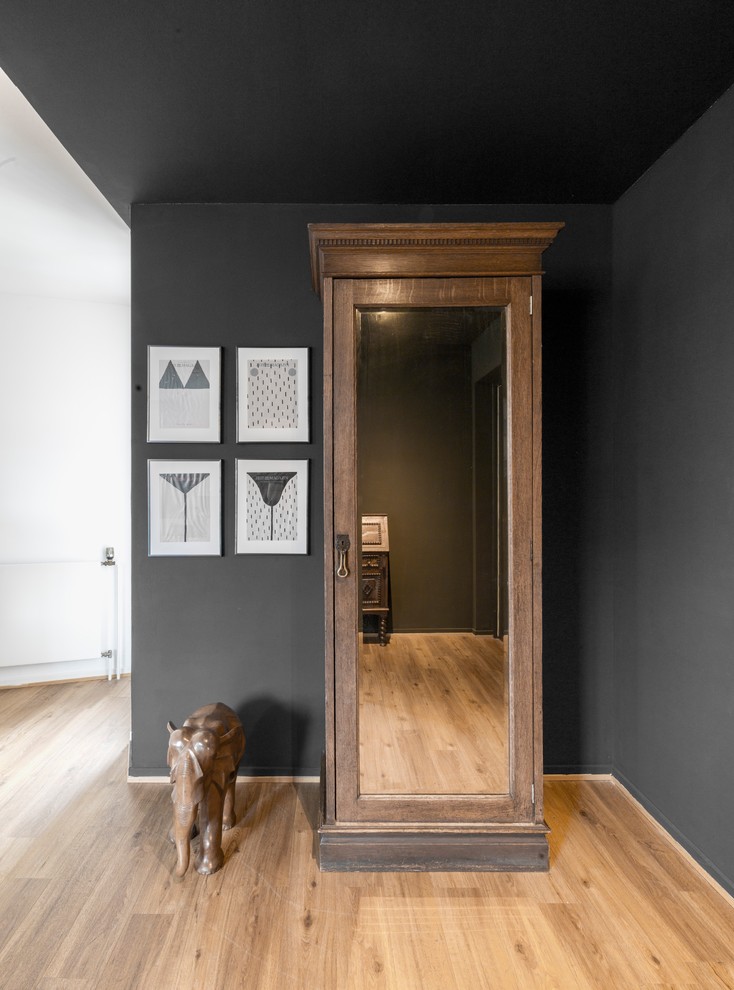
[159,361,185,389]
[185,361,210,389]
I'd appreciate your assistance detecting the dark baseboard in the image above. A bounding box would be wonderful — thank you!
[317,823,550,872]
[613,769,734,900]
[543,764,613,775]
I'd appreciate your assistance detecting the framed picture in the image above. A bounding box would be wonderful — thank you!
[237,347,309,442]
[236,459,308,554]
[361,514,389,551]
[148,346,221,442]
[148,460,222,556]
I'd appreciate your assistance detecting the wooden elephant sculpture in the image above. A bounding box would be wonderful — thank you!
[166,702,245,878]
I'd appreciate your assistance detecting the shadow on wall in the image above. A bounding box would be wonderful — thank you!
[541,285,612,773]
[236,696,316,777]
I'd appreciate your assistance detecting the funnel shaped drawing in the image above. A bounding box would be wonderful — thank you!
[248,472,296,540]
[162,473,210,542]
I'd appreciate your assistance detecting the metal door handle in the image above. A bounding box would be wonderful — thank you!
[335,534,350,578]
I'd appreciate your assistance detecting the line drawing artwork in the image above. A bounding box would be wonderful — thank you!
[148,347,221,442]
[235,459,307,554]
[159,359,210,429]
[246,472,298,541]
[247,359,298,429]
[149,459,222,556]
[236,348,309,442]
[159,472,210,542]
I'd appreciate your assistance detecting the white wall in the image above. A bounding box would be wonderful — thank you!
[0,69,131,684]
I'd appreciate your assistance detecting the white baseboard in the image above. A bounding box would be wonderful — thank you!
[128,773,320,784]
[0,661,130,687]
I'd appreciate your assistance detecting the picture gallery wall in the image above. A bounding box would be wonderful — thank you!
[129,201,613,780]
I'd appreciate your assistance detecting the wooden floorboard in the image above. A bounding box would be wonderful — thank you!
[1,679,733,989]
[359,633,509,794]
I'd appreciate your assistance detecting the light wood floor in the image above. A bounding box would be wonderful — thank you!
[359,633,509,794]
[2,679,734,989]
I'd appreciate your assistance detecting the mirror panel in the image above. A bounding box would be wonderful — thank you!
[356,307,509,795]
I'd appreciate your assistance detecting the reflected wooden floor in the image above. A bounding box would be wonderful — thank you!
[2,679,734,989]
[359,633,509,793]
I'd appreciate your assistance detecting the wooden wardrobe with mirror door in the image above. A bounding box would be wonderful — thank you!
[309,222,563,871]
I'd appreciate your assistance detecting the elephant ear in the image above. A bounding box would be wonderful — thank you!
[219,724,242,746]
[166,727,189,770]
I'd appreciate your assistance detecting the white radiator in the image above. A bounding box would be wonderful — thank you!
[0,561,118,676]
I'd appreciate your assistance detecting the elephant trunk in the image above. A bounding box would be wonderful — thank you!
[172,803,197,878]
[170,750,203,878]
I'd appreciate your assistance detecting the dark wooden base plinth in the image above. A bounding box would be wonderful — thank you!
[316,822,549,872]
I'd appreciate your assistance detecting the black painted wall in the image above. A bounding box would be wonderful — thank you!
[130,202,613,777]
[612,84,734,893]
[358,311,475,632]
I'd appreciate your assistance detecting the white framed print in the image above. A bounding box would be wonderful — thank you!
[149,460,222,556]
[237,347,309,442]
[148,346,221,442]
[236,459,309,554]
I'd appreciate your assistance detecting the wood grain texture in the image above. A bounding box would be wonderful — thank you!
[317,828,549,873]
[359,633,509,795]
[506,277,534,821]
[322,276,336,825]
[332,278,360,823]
[331,275,538,828]
[2,679,734,988]
[531,273,544,826]
[308,223,565,296]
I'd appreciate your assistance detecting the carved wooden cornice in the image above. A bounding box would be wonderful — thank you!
[308,222,564,296]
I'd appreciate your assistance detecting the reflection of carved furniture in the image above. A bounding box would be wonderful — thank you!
[311,222,563,872]
[362,551,389,645]
[361,514,390,645]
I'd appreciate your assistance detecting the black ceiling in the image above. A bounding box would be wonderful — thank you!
[2,1,734,223]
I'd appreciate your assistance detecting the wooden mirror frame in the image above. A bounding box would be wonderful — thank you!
[310,222,563,871]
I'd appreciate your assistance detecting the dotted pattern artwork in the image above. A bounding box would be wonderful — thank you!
[247,360,298,430]
[246,473,298,541]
